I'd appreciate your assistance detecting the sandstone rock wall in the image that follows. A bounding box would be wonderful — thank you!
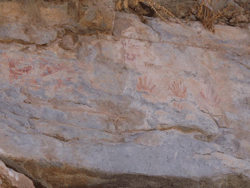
[0,0,250,187]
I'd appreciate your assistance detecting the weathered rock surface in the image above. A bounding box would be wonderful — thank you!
[156,0,246,19]
[0,0,250,188]
[121,0,249,27]
[0,159,35,188]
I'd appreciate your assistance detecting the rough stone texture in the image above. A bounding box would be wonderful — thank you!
[123,0,249,26]
[0,0,115,44]
[156,0,245,17]
[0,159,35,188]
[0,0,250,188]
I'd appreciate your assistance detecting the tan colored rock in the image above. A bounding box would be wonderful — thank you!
[40,4,70,26]
[59,35,77,51]
[77,0,115,33]
[0,160,35,188]
[0,2,24,23]
[0,0,115,44]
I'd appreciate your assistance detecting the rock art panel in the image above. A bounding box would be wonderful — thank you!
[0,4,249,188]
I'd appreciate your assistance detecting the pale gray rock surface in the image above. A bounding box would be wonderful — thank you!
[0,0,250,188]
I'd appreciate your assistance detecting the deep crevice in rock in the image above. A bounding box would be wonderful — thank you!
[33,181,47,188]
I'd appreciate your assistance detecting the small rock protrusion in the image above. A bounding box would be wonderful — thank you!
[59,35,77,51]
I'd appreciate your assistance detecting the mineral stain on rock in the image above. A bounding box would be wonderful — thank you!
[95,100,146,132]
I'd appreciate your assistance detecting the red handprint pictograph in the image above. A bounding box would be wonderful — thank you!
[169,80,187,99]
[39,63,63,77]
[136,76,156,94]
[200,87,221,107]
[124,53,136,61]
[173,102,184,110]
[122,39,141,62]
[54,79,65,90]
[8,58,33,83]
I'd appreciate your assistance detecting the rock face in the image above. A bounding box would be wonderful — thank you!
[0,0,250,187]
[0,160,35,188]
[156,0,246,20]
